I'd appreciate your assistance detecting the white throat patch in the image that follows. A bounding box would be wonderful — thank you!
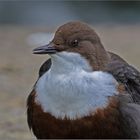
[35,52,118,120]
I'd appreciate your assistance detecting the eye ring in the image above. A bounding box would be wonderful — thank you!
[71,39,79,47]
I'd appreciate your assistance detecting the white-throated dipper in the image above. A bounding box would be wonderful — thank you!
[27,21,140,139]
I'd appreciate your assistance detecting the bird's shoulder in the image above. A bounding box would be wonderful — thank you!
[107,52,140,103]
[38,58,52,77]
[107,53,140,137]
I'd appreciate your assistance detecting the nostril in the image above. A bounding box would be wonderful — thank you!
[56,43,60,46]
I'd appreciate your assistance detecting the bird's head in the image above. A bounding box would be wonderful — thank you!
[33,21,110,70]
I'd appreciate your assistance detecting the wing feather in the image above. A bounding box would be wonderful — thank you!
[38,58,51,77]
[108,52,140,103]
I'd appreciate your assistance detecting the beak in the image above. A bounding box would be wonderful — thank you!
[33,43,57,54]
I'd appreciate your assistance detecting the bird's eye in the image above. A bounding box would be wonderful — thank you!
[71,39,79,47]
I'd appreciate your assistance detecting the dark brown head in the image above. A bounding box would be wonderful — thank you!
[33,21,110,70]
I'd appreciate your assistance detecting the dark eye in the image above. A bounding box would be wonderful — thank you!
[71,39,79,47]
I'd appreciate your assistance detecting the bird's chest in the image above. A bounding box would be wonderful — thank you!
[35,70,118,120]
[32,95,125,139]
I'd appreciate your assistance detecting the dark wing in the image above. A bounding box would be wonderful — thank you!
[107,52,140,138]
[27,90,44,138]
[107,52,140,103]
[38,58,52,77]
[27,90,35,130]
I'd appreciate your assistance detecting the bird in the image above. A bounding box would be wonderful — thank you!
[27,21,140,139]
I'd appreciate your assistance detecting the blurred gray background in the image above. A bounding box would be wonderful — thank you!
[0,1,140,26]
[0,1,140,140]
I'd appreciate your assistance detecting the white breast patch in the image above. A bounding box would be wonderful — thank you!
[35,52,118,120]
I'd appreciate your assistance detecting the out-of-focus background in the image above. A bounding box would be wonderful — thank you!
[0,1,140,139]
